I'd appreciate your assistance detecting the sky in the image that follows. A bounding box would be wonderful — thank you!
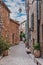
[3,0,27,23]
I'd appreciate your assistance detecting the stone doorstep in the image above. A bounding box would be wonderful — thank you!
[29,54,43,65]
[29,54,35,61]
[34,58,43,65]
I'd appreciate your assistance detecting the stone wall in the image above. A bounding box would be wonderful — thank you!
[0,1,20,45]
[9,19,19,45]
[0,1,10,41]
[40,1,43,58]
[29,0,37,53]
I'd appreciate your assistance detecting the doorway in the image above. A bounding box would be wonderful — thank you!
[12,33,15,44]
[42,24,43,40]
[33,38,35,53]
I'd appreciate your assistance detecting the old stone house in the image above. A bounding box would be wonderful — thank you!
[0,0,20,45]
[29,0,43,58]
[0,0,10,41]
[40,0,43,58]
[29,0,38,53]
[25,0,43,57]
[9,19,19,45]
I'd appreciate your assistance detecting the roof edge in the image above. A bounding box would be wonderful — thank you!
[10,18,20,25]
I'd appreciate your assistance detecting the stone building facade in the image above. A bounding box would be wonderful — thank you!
[40,0,43,57]
[20,21,26,33]
[9,19,19,45]
[29,0,38,53]
[25,0,43,57]
[25,0,38,52]
[0,0,20,45]
[0,1,10,41]
[29,0,43,57]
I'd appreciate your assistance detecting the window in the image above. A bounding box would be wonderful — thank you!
[0,13,2,21]
[33,38,35,45]
[0,13,3,26]
[6,33,9,41]
[31,13,34,31]
[0,2,1,8]
[29,31,31,39]
[0,12,3,23]
[12,33,14,43]
[7,13,10,18]
[0,28,2,36]
[0,1,3,8]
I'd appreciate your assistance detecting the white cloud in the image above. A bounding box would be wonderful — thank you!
[3,0,27,23]
[16,15,27,23]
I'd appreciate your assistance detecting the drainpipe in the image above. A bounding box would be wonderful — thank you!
[36,0,40,43]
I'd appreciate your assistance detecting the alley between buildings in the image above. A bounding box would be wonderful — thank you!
[0,41,36,65]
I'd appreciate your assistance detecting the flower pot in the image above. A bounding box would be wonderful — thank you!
[3,50,8,56]
[34,50,40,58]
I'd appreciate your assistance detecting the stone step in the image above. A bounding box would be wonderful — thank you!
[29,54,43,65]
[34,58,43,65]
[29,54,35,61]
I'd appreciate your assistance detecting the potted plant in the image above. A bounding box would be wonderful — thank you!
[0,37,5,56]
[0,37,11,56]
[3,42,11,56]
[33,43,41,58]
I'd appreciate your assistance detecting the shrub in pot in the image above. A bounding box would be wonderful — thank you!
[33,43,41,58]
[0,37,6,55]
[0,37,11,56]
[3,42,11,56]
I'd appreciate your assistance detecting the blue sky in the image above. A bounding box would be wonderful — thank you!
[3,0,27,23]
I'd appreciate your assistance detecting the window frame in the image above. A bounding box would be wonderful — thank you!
[31,13,34,31]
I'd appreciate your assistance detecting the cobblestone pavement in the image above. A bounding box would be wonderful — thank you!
[0,41,36,65]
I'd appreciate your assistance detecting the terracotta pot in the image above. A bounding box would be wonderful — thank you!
[34,50,40,58]
[3,50,8,56]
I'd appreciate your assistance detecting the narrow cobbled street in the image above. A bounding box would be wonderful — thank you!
[0,42,36,65]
